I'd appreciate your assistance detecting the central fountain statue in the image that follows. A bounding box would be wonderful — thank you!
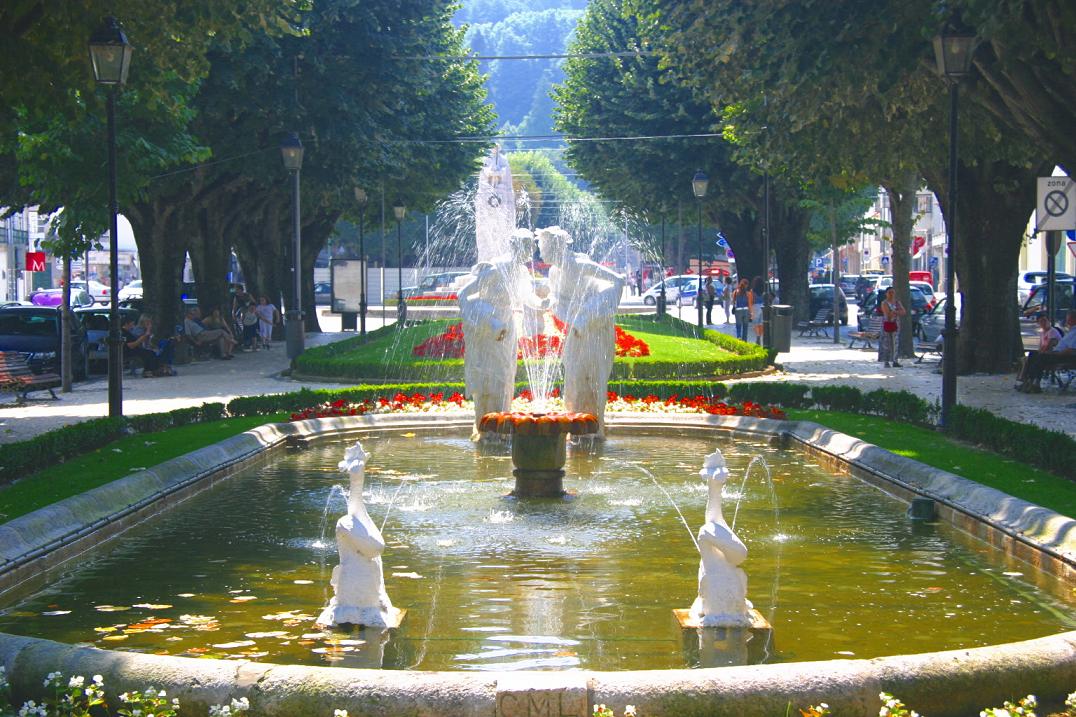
[537,226,625,438]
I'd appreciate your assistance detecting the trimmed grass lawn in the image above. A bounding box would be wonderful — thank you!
[0,414,285,523]
[789,409,1076,518]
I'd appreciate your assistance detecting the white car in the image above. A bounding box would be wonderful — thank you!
[641,275,701,306]
[118,279,143,302]
[1017,271,1071,305]
[71,279,111,304]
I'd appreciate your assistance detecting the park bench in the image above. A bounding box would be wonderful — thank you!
[1046,358,1076,392]
[915,335,943,363]
[0,350,61,402]
[797,308,832,338]
[847,316,883,350]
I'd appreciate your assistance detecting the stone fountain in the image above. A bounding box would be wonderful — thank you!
[317,442,405,629]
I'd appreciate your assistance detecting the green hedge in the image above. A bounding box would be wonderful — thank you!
[947,404,1073,478]
[0,402,227,487]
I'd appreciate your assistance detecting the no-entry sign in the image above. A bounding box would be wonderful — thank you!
[1037,176,1075,231]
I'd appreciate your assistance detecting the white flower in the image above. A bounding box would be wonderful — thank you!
[158,689,168,697]
[1068,692,1076,709]
[624,706,637,717]
[120,692,132,702]
[232,695,250,711]
[68,675,85,688]
[93,674,104,686]
[334,710,350,717]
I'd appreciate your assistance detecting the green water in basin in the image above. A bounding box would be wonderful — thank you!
[1,429,1071,671]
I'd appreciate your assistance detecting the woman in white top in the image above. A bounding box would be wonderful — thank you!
[255,296,279,349]
[879,287,906,367]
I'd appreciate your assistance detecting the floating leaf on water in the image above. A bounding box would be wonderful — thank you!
[334,639,366,647]
[176,593,196,598]
[302,632,329,640]
[95,605,130,612]
[298,640,316,646]
[228,589,245,594]
[166,636,184,642]
[836,650,856,656]
[41,610,70,616]
[230,596,258,603]
[392,572,423,580]
[924,587,943,593]
[263,611,301,621]
[1002,571,1023,577]
[292,580,313,585]
[185,647,209,654]
[133,603,173,610]
[245,631,290,639]
[102,634,128,641]
[312,646,355,654]
[240,651,269,658]
[93,626,119,633]
[212,640,256,649]
[401,432,416,438]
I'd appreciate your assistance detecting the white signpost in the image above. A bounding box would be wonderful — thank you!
[1037,176,1076,232]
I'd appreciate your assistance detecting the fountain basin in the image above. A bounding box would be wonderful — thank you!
[0,412,1074,715]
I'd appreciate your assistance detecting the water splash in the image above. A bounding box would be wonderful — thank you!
[624,462,699,552]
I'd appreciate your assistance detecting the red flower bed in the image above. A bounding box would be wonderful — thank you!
[407,294,458,303]
[412,322,466,358]
[413,319,649,360]
[614,325,649,357]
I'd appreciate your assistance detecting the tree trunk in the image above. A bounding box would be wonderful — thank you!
[188,204,233,316]
[771,198,811,322]
[719,211,762,287]
[233,197,287,313]
[127,199,189,338]
[300,211,339,333]
[925,158,1047,373]
[882,171,918,358]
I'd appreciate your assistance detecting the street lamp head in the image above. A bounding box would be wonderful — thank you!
[691,170,709,199]
[89,17,133,87]
[280,132,304,171]
[354,187,368,208]
[933,19,979,79]
[393,202,406,222]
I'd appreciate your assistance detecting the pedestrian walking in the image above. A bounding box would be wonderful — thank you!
[255,295,279,349]
[732,278,751,341]
[751,276,765,345]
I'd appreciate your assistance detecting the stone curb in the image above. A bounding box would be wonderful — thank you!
[0,411,1073,714]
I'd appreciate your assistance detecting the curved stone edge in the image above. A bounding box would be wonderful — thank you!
[607,412,1076,574]
[0,631,1072,716]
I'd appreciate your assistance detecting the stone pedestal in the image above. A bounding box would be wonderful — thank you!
[674,608,773,668]
[511,433,567,498]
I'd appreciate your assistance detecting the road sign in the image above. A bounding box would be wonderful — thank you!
[881,255,890,266]
[25,251,46,272]
[1068,241,1076,260]
[912,236,926,255]
[715,232,728,247]
[1037,176,1076,231]
[814,257,824,268]
[929,256,939,268]
[725,249,734,259]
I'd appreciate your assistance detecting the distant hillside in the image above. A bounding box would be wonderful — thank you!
[458,0,587,141]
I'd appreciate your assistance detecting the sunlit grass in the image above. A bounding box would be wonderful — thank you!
[0,414,286,523]
[789,409,1076,518]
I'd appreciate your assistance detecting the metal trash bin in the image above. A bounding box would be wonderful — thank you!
[770,304,793,353]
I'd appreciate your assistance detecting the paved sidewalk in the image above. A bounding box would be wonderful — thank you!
[2,309,1073,445]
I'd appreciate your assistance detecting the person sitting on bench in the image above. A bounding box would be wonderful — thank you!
[183,307,236,359]
[122,317,161,377]
[1016,309,1076,393]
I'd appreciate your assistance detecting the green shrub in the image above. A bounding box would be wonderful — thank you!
[812,385,865,412]
[0,417,127,486]
[947,404,1075,478]
[863,389,934,424]
[728,382,811,408]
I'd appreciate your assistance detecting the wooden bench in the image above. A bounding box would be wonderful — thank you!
[0,351,61,402]
[797,308,832,338]
[915,336,943,363]
[847,316,883,349]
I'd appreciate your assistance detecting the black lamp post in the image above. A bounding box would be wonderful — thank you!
[280,132,304,359]
[354,187,369,336]
[658,208,667,319]
[89,16,133,419]
[933,20,978,428]
[393,202,407,323]
[762,171,773,349]
[692,170,709,328]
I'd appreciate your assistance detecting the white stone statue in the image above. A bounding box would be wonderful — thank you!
[317,443,402,629]
[690,450,753,627]
[475,144,516,263]
[459,229,535,439]
[537,226,624,437]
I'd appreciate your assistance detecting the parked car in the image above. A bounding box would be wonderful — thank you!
[808,284,849,325]
[70,279,111,304]
[858,286,931,333]
[117,279,143,302]
[838,274,859,301]
[401,271,470,299]
[917,295,962,343]
[0,305,88,379]
[641,275,700,306]
[315,281,332,305]
[29,288,94,308]
[1021,278,1075,325]
[74,306,141,371]
[1018,271,1072,306]
[909,281,937,310]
